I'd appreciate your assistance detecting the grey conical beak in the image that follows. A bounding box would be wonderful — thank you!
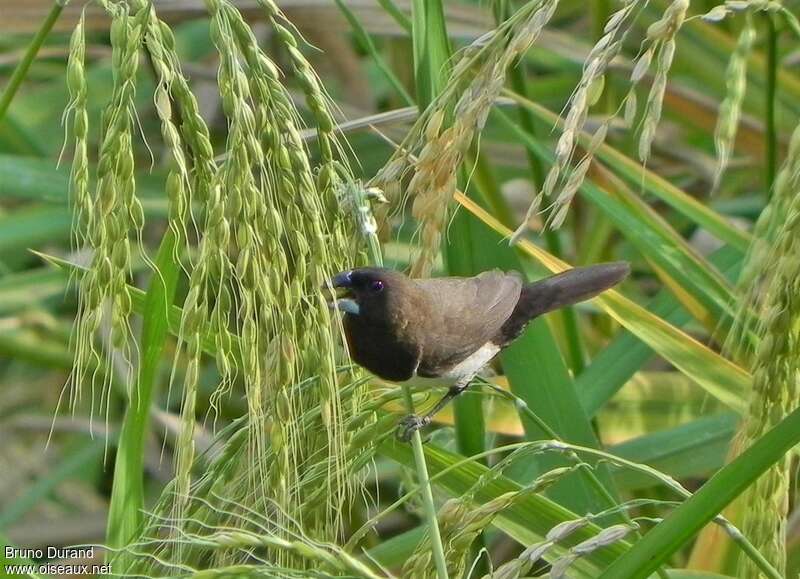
[325,271,360,315]
[330,271,353,289]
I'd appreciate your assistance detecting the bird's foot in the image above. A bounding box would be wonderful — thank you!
[396,414,431,442]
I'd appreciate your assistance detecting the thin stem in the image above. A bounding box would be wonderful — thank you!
[591,0,615,113]
[404,1,451,575]
[401,386,449,579]
[351,183,448,579]
[0,0,65,123]
[375,0,412,34]
[335,0,415,106]
[410,0,450,110]
[764,12,778,196]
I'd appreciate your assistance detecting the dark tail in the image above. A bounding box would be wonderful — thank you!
[497,262,629,343]
[522,261,630,316]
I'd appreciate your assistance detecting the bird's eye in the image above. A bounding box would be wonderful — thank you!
[370,280,385,293]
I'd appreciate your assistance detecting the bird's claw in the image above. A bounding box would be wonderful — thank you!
[396,414,431,442]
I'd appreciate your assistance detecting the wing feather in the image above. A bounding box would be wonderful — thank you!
[414,270,522,375]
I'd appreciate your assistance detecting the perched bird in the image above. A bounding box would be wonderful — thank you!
[327,262,629,441]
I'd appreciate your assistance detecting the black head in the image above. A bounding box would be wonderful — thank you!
[327,267,414,323]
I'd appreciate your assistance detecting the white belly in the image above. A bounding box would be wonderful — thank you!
[440,342,501,379]
[405,342,500,389]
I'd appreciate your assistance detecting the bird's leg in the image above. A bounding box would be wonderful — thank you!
[396,377,473,442]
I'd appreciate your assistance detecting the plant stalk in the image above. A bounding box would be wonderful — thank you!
[406,1,452,576]
[402,386,450,579]
[764,13,778,196]
[351,183,449,579]
[376,0,412,34]
[0,0,65,124]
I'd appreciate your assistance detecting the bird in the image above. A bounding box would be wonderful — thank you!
[326,262,630,441]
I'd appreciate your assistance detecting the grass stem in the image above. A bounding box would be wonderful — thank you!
[376,0,412,34]
[402,386,450,579]
[351,182,449,578]
[0,0,64,123]
[764,13,778,196]
[334,0,415,106]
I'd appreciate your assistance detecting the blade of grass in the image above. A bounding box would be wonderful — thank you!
[364,526,425,569]
[0,438,104,530]
[375,0,412,34]
[106,230,179,565]
[0,267,72,315]
[0,114,46,155]
[410,0,450,109]
[0,208,164,262]
[0,153,168,203]
[610,413,738,493]
[665,573,735,579]
[578,245,743,416]
[602,405,800,579]
[0,328,77,370]
[0,206,71,255]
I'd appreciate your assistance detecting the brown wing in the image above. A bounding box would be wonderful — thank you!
[414,270,522,376]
